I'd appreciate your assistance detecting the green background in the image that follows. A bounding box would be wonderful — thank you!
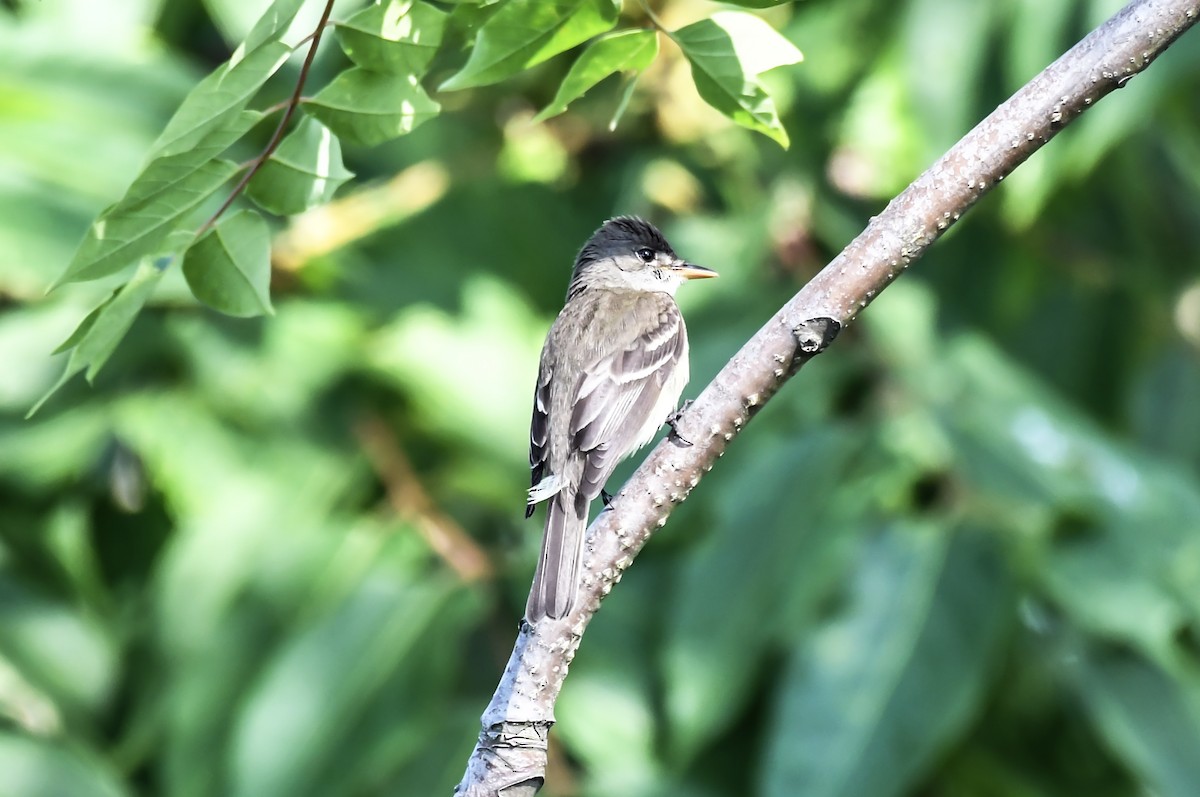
[2,0,1200,795]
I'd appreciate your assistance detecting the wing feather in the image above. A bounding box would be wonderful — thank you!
[529,360,552,468]
[527,359,552,517]
[570,301,687,500]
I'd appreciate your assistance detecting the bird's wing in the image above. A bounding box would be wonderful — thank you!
[570,300,687,501]
[526,356,553,517]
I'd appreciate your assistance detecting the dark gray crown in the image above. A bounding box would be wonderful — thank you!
[575,216,675,268]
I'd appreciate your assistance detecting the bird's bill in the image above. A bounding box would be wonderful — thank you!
[672,262,718,280]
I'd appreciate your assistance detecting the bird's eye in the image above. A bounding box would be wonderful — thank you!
[635,248,656,263]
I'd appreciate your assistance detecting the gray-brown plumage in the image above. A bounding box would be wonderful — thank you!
[525,217,716,621]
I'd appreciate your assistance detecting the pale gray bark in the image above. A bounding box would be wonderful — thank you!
[455,0,1200,793]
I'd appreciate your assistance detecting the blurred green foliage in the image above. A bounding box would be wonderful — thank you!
[2,0,1200,796]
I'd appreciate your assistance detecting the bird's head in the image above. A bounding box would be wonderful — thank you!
[568,216,717,298]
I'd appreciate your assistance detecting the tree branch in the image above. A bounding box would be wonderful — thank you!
[455,0,1200,794]
[354,414,494,583]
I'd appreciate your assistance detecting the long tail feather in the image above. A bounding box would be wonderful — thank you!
[526,491,588,621]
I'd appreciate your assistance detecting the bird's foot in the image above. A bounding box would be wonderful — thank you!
[666,400,694,446]
[601,489,614,508]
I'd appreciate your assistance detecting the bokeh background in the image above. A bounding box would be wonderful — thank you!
[3,0,1200,795]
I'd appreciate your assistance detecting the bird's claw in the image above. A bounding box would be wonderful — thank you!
[666,400,694,446]
[601,489,614,508]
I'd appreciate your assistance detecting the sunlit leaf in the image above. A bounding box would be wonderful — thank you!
[439,0,620,91]
[52,106,257,289]
[335,0,448,76]
[31,259,167,416]
[73,264,167,384]
[761,526,1012,797]
[0,17,199,299]
[150,40,292,159]
[126,111,262,209]
[51,300,113,357]
[246,117,354,215]
[54,159,240,287]
[533,29,658,122]
[0,733,129,797]
[241,0,309,53]
[670,11,802,147]
[306,68,440,147]
[608,71,639,131]
[0,577,118,718]
[182,209,274,317]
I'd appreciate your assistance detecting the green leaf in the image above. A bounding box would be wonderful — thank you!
[1074,648,1200,797]
[182,209,274,317]
[0,576,118,718]
[0,25,200,299]
[670,11,802,147]
[439,0,620,91]
[242,0,309,53]
[366,276,544,466]
[608,72,640,131]
[53,108,257,288]
[150,40,292,159]
[533,29,658,122]
[1130,345,1200,467]
[904,0,997,158]
[306,68,440,147]
[335,0,448,76]
[246,117,354,215]
[761,525,1012,797]
[124,110,263,209]
[1042,522,1191,655]
[30,260,167,416]
[0,733,130,797]
[662,427,865,765]
[555,564,666,788]
[229,577,460,796]
[54,158,240,287]
[75,265,167,382]
[51,299,113,356]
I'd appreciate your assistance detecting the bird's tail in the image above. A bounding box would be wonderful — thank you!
[526,490,588,622]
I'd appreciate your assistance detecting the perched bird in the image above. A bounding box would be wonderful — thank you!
[525,216,717,621]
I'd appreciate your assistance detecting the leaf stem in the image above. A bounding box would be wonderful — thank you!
[260,98,291,117]
[196,0,337,236]
[293,18,334,48]
[638,0,669,35]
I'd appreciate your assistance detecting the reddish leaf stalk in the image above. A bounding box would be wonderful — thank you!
[196,0,337,237]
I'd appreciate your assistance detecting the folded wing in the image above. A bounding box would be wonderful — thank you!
[570,302,687,502]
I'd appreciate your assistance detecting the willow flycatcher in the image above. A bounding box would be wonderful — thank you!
[525,216,716,621]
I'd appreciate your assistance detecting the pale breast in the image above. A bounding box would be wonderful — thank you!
[630,323,689,452]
